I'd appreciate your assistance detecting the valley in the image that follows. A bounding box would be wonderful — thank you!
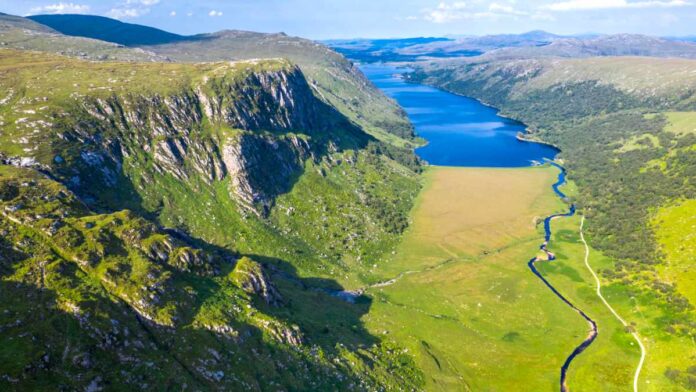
[0,7,694,392]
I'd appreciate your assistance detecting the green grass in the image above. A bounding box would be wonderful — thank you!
[356,165,692,391]
[662,112,696,136]
[651,199,696,305]
[411,57,696,390]
[357,166,636,390]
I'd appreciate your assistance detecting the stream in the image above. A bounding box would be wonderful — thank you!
[527,162,598,392]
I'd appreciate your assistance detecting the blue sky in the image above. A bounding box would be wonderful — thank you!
[4,0,696,38]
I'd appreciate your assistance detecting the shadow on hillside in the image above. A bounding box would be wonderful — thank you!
[244,253,378,352]
[0,242,380,390]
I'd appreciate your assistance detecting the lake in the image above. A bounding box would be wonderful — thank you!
[360,64,559,167]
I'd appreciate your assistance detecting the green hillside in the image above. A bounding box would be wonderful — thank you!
[0,47,424,390]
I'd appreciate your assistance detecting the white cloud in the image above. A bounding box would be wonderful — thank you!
[209,10,224,17]
[187,12,194,17]
[29,2,90,14]
[543,0,690,11]
[421,1,550,22]
[106,0,162,19]
[488,2,529,15]
[170,11,176,16]
[424,2,470,23]
[107,7,149,19]
[126,0,160,5]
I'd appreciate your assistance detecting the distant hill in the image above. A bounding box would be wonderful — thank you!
[28,14,187,46]
[327,31,696,62]
[0,11,56,32]
[400,30,562,55]
[0,13,163,61]
[325,37,485,62]
[325,31,563,62]
[480,33,696,60]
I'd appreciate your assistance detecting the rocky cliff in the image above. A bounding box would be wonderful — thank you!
[0,49,423,390]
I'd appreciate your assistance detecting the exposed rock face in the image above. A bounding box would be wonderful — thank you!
[52,61,351,215]
[222,133,310,214]
[231,256,283,306]
[203,66,328,133]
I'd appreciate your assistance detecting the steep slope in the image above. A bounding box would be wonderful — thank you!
[0,48,423,390]
[25,14,416,147]
[409,56,696,390]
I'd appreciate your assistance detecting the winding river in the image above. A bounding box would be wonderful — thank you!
[529,162,598,392]
[362,63,599,391]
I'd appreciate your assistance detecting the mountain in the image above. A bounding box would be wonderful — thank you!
[327,31,696,63]
[325,37,465,62]
[478,33,696,60]
[28,14,187,46]
[22,14,415,147]
[324,31,562,62]
[0,12,425,391]
[398,30,562,56]
[1,11,56,32]
[0,12,164,62]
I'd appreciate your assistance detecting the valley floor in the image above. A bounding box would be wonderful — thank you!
[360,166,646,391]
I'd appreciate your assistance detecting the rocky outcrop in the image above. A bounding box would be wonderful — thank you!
[222,133,311,214]
[231,256,283,306]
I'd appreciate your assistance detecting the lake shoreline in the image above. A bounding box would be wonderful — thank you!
[361,63,560,167]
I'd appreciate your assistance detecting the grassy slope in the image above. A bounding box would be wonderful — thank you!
[358,166,642,391]
[651,199,696,305]
[0,14,163,62]
[0,165,424,390]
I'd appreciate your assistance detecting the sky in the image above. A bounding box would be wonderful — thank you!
[3,0,696,39]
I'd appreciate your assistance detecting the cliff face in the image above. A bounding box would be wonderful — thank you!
[45,60,364,216]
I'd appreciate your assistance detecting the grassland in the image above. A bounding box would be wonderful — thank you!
[358,166,644,391]
[651,199,696,305]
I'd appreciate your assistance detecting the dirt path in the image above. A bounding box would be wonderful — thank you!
[580,216,646,392]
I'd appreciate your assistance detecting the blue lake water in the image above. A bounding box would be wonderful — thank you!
[360,64,559,167]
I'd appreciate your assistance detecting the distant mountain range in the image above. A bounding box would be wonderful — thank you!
[325,30,696,62]
[479,33,696,60]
